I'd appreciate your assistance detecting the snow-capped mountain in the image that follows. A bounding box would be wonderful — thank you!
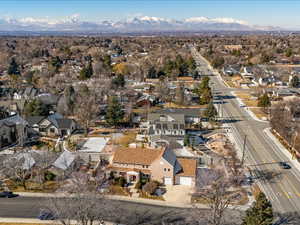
[0,15,280,32]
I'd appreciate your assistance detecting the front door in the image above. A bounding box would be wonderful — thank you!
[130,175,137,182]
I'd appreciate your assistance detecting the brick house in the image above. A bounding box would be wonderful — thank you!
[107,147,197,186]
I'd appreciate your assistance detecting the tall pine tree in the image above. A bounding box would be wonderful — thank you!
[242,192,273,225]
[106,96,124,127]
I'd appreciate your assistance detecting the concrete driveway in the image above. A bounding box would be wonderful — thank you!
[163,185,193,204]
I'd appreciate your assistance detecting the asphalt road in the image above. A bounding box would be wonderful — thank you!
[191,47,300,216]
[0,196,243,225]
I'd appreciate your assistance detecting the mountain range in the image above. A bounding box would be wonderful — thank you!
[0,15,281,33]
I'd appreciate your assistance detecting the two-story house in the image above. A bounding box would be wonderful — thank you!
[107,146,197,186]
[27,113,77,137]
[0,114,28,149]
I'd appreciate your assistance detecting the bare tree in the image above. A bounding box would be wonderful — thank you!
[74,87,99,136]
[194,170,235,225]
[0,151,35,190]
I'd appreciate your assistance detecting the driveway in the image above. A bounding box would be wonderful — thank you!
[163,185,193,204]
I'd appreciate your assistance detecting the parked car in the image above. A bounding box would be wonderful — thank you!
[279,162,291,169]
[38,210,56,220]
[0,191,19,198]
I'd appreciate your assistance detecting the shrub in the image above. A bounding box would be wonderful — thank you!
[118,177,127,187]
[44,171,56,181]
[135,181,142,189]
[142,181,158,195]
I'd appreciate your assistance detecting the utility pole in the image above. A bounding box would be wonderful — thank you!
[241,135,247,166]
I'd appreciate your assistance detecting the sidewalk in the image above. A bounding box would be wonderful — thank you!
[264,128,300,172]
[0,217,115,225]
[15,191,196,209]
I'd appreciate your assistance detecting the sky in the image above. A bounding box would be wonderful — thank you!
[0,0,300,29]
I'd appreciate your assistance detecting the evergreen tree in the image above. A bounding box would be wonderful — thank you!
[175,83,185,105]
[111,74,125,89]
[203,101,217,121]
[8,58,21,75]
[24,99,51,117]
[257,93,271,108]
[290,76,299,88]
[147,66,157,79]
[242,192,273,225]
[200,88,212,105]
[106,96,124,127]
[79,62,93,80]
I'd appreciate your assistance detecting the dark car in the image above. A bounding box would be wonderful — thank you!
[0,191,19,198]
[38,210,56,220]
[279,162,291,169]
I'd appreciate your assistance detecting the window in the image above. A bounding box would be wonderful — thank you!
[173,124,178,129]
[50,128,55,133]
[156,124,161,129]
[168,168,170,171]
[164,168,167,171]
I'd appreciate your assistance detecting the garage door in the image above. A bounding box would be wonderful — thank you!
[164,177,173,185]
[179,177,192,186]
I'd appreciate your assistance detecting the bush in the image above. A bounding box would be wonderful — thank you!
[118,177,127,187]
[44,171,56,181]
[142,181,158,195]
[135,181,142,189]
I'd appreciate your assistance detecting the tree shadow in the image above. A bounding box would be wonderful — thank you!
[250,168,282,184]
[274,212,300,225]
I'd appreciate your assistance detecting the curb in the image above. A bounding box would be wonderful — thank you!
[230,91,268,123]
[263,128,300,173]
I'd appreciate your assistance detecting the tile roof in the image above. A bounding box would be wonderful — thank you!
[176,158,197,177]
[112,147,164,166]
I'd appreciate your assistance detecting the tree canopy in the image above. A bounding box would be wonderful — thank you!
[106,96,124,127]
[257,93,271,108]
[24,99,51,117]
[8,58,21,75]
[242,192,273,225]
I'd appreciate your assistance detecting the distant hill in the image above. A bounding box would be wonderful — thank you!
[0,15,282,34]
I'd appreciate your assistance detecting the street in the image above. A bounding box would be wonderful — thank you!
[0,196,243,224]
[191,47,300,215]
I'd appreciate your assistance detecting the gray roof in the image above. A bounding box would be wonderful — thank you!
[153,108,204,116]
[56,119,74,129]
[148,113,185,123]
[162,148,182,173]
[52,150,75,170]
[26,116,44,126]
[0,114,28,127]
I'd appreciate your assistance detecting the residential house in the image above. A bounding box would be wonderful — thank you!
[241,67,255,80]
[27,113,77,137]
[0,113,28,149]
[14,86,39,100]
[107,146,197,186]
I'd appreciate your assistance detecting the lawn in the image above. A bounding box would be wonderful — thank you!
[5,180,59,193]
[108,185,130,196]
[114,131,137,146]
[250,108,268,120]
[235,92,258,107]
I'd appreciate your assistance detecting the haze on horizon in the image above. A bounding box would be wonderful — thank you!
[1,0,300,30]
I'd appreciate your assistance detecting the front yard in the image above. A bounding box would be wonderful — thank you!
[4,180,59,193]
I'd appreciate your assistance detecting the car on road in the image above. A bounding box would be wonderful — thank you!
[0,191,19,198]
[38,210,56,220]
[279,162,291,169]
